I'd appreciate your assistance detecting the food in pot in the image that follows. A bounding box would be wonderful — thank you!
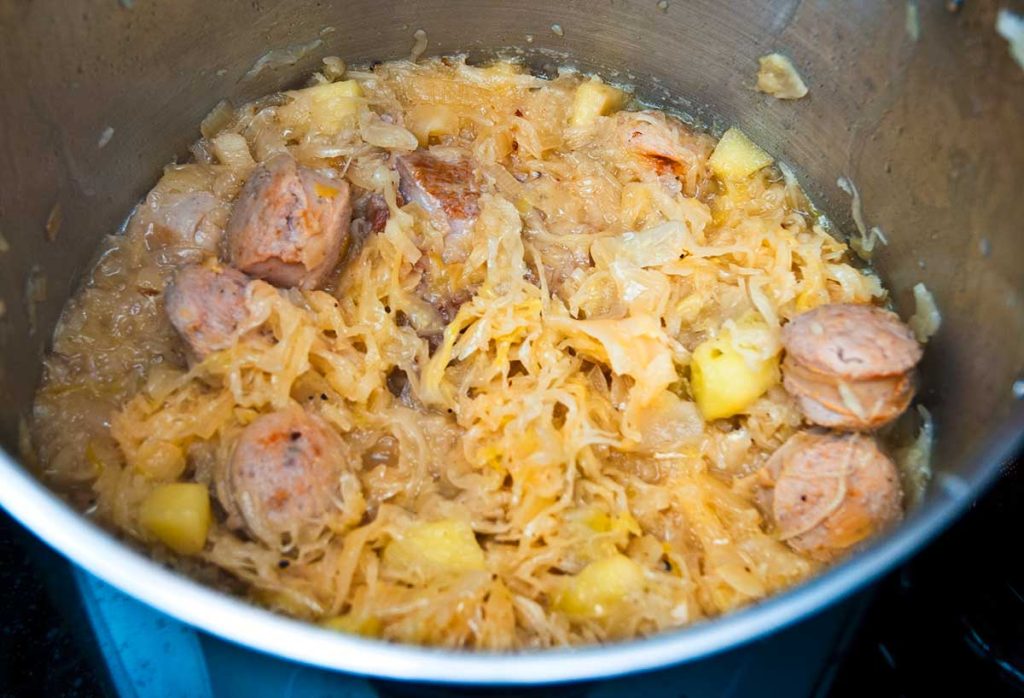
[30,56,927,649]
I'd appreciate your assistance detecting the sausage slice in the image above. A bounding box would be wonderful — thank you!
[782,303,922,380]
[219,407,349,549]
[782,356,915,430]
[226,153,352,290]
[781,303,922,431]
[165,264,251,359]
[396,150,480,244]
[757,430,903,561]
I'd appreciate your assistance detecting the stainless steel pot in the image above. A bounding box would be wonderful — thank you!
[1,0,1022,685]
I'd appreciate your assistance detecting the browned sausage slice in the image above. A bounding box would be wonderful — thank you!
[165,264,250,359]
[781,303,923,430]
[395,150,480,242]
[782,355,915,431]
[226,153,352,290]
[782,303,922,380]
[758,430,903,561]
[219,407,348,549]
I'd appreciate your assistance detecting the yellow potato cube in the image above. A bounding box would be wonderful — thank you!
[278,79,363,134]
[571,79,627,127]
[756,53,809,100]
[134,439,186,480]
[383,519,486,577]
[209,132,255,169]
[558,554,645,618]
[321,613,382,637]
[582,508,642,537]
[482,61,524,79]
[690,335,779,420]
[406,104,459,146]
[139,483,211,555]
[620,182,655,229]
[708,127,773,181]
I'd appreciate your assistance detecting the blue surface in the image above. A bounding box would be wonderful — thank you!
[73,567,865,697]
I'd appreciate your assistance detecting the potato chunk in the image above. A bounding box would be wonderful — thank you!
[383,519,486,578]
[691,334,779,420]
[406,104,459,146]
[557,554,645,618]
[708,127,773,181]
[134,439,187,480]
[756,53,809,100]
[571,79,627,127]
[277,80,363,134]
[321,613,382,637]
[139,483,211,555]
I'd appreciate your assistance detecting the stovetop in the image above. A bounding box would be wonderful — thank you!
[2,459,1021,697]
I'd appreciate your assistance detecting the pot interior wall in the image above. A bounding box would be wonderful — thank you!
[1,0,1022,498]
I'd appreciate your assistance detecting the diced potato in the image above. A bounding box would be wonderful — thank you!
[795,288,828,313]
[690,334,779,420]
[482,61,524,79]
[256,589,316,618]
[756,53,809,100]
[134,439,187,480]
[571,79,627,127]
[405,104,459,146]
[583,509,642,537]
[139,483,211,555]
[210,133,255,169]
[321,613,382,637]
[708,128,773,181]
[277,79,363,135]
[676,294,704,324]
[620,182,655,229]
[383,519,486,577]
[557,554,645,618]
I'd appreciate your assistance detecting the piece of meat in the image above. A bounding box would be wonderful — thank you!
[395,150,480,256]
[225,152,352,290]
[781,303,922,431]
[165,264,251,359]
[782,303,922,380]
[219,407,349,549]
[757,430,903,561]
[619,113,692,165]
[782,356,914,430]
[362,193,390,235]
[350,192,390,241]
[413,254,473,325]
[616,112,714,196]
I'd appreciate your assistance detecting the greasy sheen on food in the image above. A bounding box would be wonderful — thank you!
[30,57,926,650]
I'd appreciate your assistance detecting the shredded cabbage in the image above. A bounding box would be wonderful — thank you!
[31,57,903,649]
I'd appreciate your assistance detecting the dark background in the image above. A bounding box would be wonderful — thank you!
[2,460,1021,698]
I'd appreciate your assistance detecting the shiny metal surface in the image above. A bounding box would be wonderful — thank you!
[0,0,1021,684]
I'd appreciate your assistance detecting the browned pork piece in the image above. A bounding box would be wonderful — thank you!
[756,430,903,561]
[225,152,352,290]
[396,149,481,258]
[219,407,349,549]
[781,303,923,431]
[350,191,390,238]
[395,149,484,332]
[165,264,251,359]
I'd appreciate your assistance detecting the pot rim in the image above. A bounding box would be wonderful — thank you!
[2,405,1021,684]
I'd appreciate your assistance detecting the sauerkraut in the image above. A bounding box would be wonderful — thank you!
[31,57,909,650]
